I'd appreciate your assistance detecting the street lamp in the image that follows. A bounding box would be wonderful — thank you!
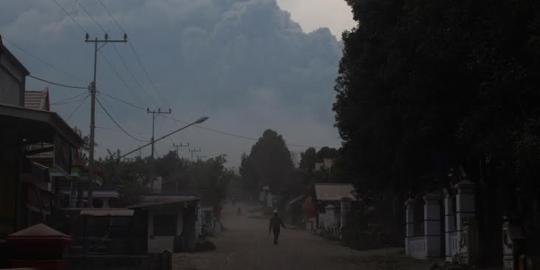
[118,116,209,161]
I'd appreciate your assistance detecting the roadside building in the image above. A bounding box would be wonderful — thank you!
[0,36,82,239]
[314,183,356,238]
[128,194,200,253]
[75,208,136,254]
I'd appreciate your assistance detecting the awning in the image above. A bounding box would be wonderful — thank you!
[314,183,357,201]
[80,208,134,217]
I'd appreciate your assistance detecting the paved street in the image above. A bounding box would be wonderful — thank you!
[173,204,433,270]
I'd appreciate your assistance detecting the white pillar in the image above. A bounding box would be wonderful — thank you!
[455,180,475,264]
[340,198,351,229]
[502,217,514,270]
[102,198,110,208]
[424,193,442,258]
[405,197,415,256]
[444,189,456,261]
[325,204,336,225]
[267,193,273,208]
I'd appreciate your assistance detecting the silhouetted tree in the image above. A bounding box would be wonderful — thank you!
[239,129,295,195]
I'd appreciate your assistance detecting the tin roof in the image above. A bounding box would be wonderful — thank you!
[80,208,134,217]
[24,89,49,111]
[128,195,199,209]
[8,223,68,238]
[314,183,356,201]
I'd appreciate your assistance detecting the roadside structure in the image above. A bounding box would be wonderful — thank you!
[314,183,356,239]
[0,36,82,239]
[403,179,538,270]
[128,194,200,253]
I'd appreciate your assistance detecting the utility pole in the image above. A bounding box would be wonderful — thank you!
[147,108,172,159]
[85,33,127,207]
[172,142,190,157]
[189,148,201,160]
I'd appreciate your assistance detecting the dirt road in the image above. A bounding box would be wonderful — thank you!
[173,204,433,270]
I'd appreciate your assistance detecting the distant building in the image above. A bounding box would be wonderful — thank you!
[314,158,335,172]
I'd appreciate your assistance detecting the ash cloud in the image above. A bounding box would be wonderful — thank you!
[1,0,342,165]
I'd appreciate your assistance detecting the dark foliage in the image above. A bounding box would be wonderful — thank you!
[239,129,298,196]
[335,0,540,199]
[97,152,234,207]
[335,0,540,258]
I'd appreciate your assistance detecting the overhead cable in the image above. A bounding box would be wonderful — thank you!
[96,97,148,142]
[28,75,87,90]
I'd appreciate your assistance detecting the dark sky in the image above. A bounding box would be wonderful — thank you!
[1,0,355,166]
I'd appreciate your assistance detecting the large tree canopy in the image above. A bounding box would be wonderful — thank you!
[334,0,540,259]
[335,0,540,195]
[239,129,296,195]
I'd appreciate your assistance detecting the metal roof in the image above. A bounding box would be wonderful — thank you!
[24,89,49,111]
[8,223,68,238]
[128,195,199,209]
[80,190,119,199]
[314,183,356,201]
[80,208,134,217]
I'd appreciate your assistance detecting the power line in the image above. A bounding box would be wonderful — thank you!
[51,0,89,33]
[98,50,132,90]
[196,125,259,141]
[161,115,313,148]
[81,2,150,105]
[51,92,89,105]
[98,91,145,110]
[67,94,89,120]
[128,42,168,107]
[96,97,148,142]
[96,93,316,149]
[93,0,167,107]
[2,37,85,81]
[110,45,159,106]
[28,74,87,90]
[74,0,107,33]
[95,0,125,33]
[98,50,146,106]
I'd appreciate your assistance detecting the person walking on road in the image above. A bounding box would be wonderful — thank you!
[269,210,286,245]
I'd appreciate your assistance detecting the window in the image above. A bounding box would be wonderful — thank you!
[153,215,177,236]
